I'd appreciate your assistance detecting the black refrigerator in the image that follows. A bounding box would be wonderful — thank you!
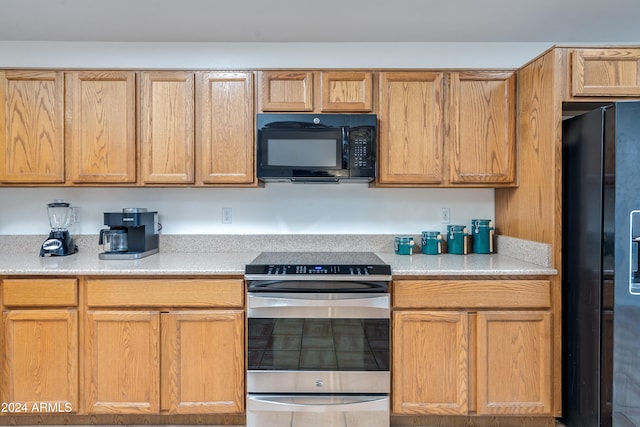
[562,101,640,427]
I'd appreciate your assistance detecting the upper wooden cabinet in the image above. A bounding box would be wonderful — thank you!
[65,71,137,184]
[258,70,374,113]
[0,70,65,183]
[0,66,517,188]
[320,71,373,112]
[378,71,445,185]
[447,71,516,185]
[259,71,313,111]
[571,48,640,98]
[139,71,195,184]
[378,71,516,187]
[196,71,255,185]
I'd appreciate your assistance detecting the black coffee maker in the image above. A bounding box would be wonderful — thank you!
[40,200,78,257]
[98,208,159,260]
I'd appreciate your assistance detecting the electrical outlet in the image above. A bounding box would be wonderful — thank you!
[440,207,450,224]
[222,207,233,224]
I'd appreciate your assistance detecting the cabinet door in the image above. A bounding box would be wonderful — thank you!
[2,309,77,412]
[65,71,136,183]
[258,71,313,111]
[448,71,516,184]
[196,71,254,185]
[0,70,64,183]
[392,310,468,415]
[161,310,244,414]
[378,72,444,184]
[572,48,640,97]
[320,71,373,112]
[140,71,195,184]
[85,310,160,414]
[476,311,552,415]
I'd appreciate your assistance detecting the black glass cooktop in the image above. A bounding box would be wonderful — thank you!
[245,252,391,277]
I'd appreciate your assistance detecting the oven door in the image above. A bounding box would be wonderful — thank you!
[247,394,389,427]
[247,292,390,394]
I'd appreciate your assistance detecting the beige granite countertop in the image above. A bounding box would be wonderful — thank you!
[0,234,557,276]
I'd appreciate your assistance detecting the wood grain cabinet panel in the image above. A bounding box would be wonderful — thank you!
[86,278,243,308]
[258,71,314,111]
[84,310,160,414]
[196,71,255,185]
[378,71,445,184]
[83,278,245,415]
[65,71,136,183]
[392,280,554,417]
[476,311,552,415]
[572,48,640,97]
[161,310,244,414]
[2,309,78,412]
[140,71,195,184]
[392,310,469,415]
[448,71,516,184]
[2,278,77,307]
[0,70,65,183]
[320,71,373,112]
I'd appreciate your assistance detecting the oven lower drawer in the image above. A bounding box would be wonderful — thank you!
[248,370,389,393]
[247,394,389,427]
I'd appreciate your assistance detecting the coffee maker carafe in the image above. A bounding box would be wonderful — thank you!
[40,200,78,257]
[98,208,159,260]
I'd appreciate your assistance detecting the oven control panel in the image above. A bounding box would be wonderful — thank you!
[245,264,391,276]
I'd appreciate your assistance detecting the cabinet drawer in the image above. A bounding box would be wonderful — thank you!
[86,278,243,308]
[2,278,77,307]
[393,280,551,309]
[572,48,640,97]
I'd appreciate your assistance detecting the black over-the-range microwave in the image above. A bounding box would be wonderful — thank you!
[256,113,377,183]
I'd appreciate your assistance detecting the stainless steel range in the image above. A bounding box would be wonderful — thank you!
[245,252,391,427]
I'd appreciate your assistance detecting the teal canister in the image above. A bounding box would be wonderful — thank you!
[471,219,494,254]
[394,236,415,255]
[447,225,468,255]
[421,231,443,255]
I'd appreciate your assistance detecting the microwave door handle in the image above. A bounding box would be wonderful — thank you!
[342,127,349,169]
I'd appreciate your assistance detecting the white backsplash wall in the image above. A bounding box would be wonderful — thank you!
[0,186,493,236]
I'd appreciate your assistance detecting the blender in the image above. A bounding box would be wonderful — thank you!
[40,200,78,257]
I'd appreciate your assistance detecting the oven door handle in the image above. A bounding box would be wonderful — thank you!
[247,394,389,412]
[247,293,389,318]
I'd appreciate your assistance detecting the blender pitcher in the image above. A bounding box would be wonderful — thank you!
[48,200,74,231]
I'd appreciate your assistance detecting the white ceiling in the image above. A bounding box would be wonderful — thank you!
[1,0,639,43]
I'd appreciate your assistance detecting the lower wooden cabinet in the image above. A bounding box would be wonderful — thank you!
[161,310,244,414]
[83,278,245,415]
[1,278,78,414]
[476,311,552,414]
[3,309,78,412]
[393,310,469,415]
[84,310,160,414]
[392,280,553,416]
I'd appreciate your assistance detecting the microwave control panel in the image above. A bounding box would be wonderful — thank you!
[349,126,376,171]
